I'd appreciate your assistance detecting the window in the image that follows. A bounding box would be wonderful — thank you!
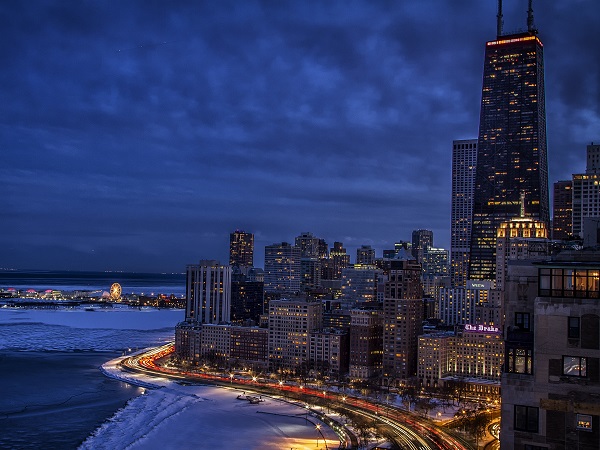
[516,312,531,331]
[568,317,580,339]
[507,346,533,374]
[577,414,593,431]
[563,356,587,377]
[515,405,539,432]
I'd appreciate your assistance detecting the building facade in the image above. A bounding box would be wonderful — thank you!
[451,139,478,288]
[501,250,600,449]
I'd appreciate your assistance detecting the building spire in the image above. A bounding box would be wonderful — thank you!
[527,0,537,33]
[497,0,504,37]
[520,192,526,218]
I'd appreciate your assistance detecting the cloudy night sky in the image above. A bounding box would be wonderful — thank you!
[1,0,599,272]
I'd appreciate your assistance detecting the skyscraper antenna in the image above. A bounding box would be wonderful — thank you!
[527,0,536,33]
[497,0,504,37]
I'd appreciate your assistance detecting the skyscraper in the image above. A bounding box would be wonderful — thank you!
[229,230,254,268]
[469,3,549,281]
[450,139,477,287]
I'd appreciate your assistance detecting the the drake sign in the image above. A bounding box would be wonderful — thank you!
[464,324,500,333]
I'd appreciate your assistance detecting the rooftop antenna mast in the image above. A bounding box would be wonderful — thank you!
[497,0,504,37]
[527,0,537,33]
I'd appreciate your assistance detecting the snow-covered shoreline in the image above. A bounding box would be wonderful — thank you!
[84,355,341,449]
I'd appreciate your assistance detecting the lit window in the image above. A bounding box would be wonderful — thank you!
[563,356,587,377]
[577,414,593,431]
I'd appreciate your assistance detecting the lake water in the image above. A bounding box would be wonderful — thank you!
[0,307,183,449]
[0,269,186,296]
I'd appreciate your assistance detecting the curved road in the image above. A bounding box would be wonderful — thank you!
[121,344,474,450]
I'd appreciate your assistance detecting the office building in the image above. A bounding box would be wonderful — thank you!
[552,180,573,240]
[572,144,600,238]
[229,230,254,268]
[264,242,301,293]
[356,245,376,266]
[469,4,549,281]
[451,139,478,287]
[412,229,434,264]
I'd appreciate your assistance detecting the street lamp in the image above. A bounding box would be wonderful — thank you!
[315,424,321,448]
[230,373,234,384]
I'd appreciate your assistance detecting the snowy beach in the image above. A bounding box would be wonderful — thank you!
[86,356,341,450]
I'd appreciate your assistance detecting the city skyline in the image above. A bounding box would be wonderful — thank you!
[2,1,599,272]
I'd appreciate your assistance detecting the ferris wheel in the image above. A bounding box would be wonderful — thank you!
[109,282,122,301]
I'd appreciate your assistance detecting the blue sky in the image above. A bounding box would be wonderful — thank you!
[1,0,599,272]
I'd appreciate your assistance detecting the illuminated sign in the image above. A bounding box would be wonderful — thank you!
[464,324,500,333]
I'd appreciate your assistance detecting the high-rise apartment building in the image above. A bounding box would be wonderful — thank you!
[552,180,573,240]
[469,8,549,281]
[382,256,424,384]
[229,230,254,268]
[572,144,600,238]
[451,139,477,287]
[184,260,231,324]
[264,242,301,293]
[349,308,383,380]
[267,297,323,372]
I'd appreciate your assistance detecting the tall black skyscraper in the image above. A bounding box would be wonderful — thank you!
[469,1,549,281]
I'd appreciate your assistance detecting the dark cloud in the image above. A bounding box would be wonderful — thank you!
[0,0,598,271]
